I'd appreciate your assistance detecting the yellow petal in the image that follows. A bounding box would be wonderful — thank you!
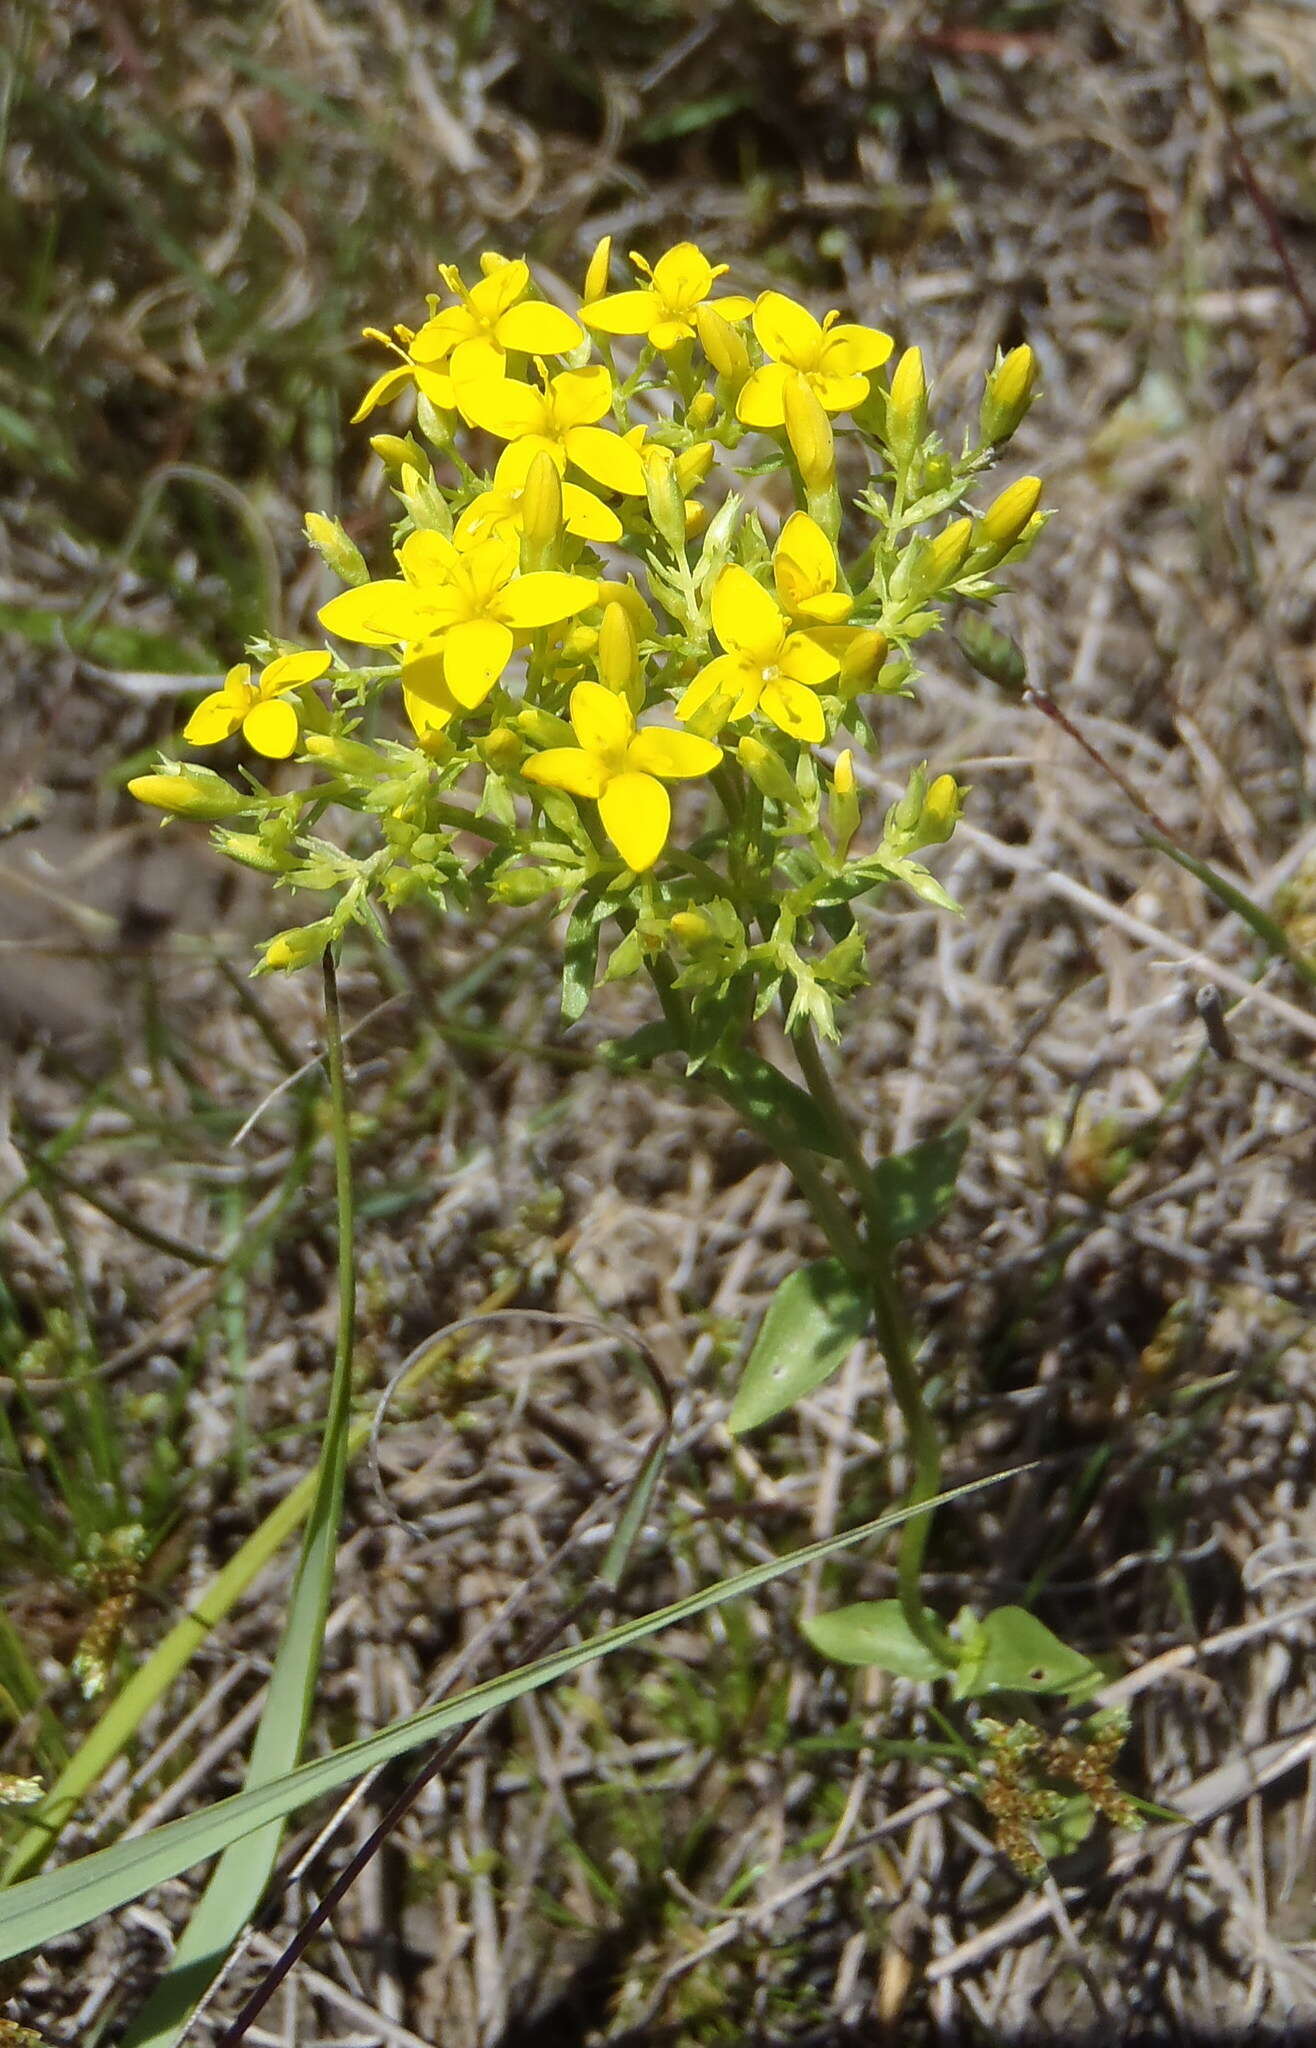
[549,365,613,430]
[773,511,837,609]
[498,570,598,630]
[242,697,300,759]
[403,687,454,740]
[707,293,754,323]
[569,679,633,758]
[580,289,658,336]
[760,678,826,745]
[734,362,791,430]
[261,649,332,690]
[808,370,872,415]
[454,489,514,545]
[399,529,462,585]
[820,322,894,375]
[563,425,647,495]
[447,337,508,389]
[442,619,513,706]
[522,747,608,799]
[648,318,694,352]
[351,365,413,424]
[675,654,744,725]
[752,291,822,367]
[183,692,244,746]
[414,366,457,412]
[468,256,530,319]
[794,592,853,623]
[401,642,457,712]
[459,377,548,441]
[781,631,841,688]
[711,565,785,663]
[318,580,425,647]
[598,772,670,871]
[561,482,624,543]
[495,300,584,354]
[627,726,722,780]
[650,242,713,308]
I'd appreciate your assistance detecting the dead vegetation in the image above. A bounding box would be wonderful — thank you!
[4,0,1316,2039]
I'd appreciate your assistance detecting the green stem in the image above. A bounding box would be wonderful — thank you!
[790,1023,951,1666]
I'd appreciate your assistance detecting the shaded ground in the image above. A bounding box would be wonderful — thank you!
[4,0,1316,2039]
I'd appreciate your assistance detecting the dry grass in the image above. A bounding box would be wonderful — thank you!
[4,0,1316,2040]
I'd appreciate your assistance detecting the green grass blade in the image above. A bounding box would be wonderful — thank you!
[115,960,359,2048]
[0,1470,1014,1962]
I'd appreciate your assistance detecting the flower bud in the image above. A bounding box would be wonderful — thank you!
[886,346,927,461]
[211,830,293,874]
[923,516,974,589]
[128,767,253,821]
[598,601,639,700]
[782,374,836,495]
[669,910,713,945]
[559,623,600,664]
[838,628,888,690]
[516,706,575,748]
[676,441,716,491]
[737,734,800,808]
[302,732,385,777]
[480,725,523,771]
[980,344,1037,445]
[955,613,1027,695]
[260,921,332,973]
[643,445,688,554]
[369,433,430,478]
[596,581,657,638]
[494,866,561,905]
[920,772,963,844]
[695,305,751,388]
[974,474,1044,562]
[520,450,562,556]
[583,234,612,304]
[304,513,369,588]
[828,749,861,854]
[686,391,717,431]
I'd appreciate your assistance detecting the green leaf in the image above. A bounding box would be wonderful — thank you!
[0,1478,1010,1964]
[951,1607,1103,1702]
[801,1600,949,1679]
[728,1260,869,1435]
[599,1021,678,1074]
[713,1050,841,1158]
[871,1121,968,1243]
[562,891,612,1024]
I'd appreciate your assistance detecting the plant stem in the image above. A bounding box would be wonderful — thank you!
[790,1023,951,1665]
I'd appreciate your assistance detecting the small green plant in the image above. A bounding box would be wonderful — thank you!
[98,239,1137,2027]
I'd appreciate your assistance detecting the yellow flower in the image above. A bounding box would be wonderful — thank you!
[677,566,838,744]
[183,651,330,759]
[454,443,623,548]
[772,513,852,626]
[350,326,459,425]
[522,680,721,871]
[412,255,583,382]
[318,530,597,708]
[582,242,753,353]
[460,363,647,496]
[736,292,893,429]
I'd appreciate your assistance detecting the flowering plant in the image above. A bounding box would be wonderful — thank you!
[132,240,1137,1872]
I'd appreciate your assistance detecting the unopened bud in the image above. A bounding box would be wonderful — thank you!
[128,767,253,822]
[839,629,888,690]
[676,442,716,492]
[833,748,855,797]
[643,446,688,553]
[695,306,750,387]
[560,623,600,663]
[304,513,369,588]
[686,391,717,431]
[669,910,713,945]
[920,774,963,845]
[494,866,561,905]
[302,732,385,777]
[516,706,575,748]
[211,830,292,874]
[480,725,523,771]
[923,516,974,589]
[974,474,1044,562]
[886,346,927,461]
[598,602,639,699]
[782,374,836,495]
[956,613,1027,695]
[980,344,1037,446]
[596,580,657,637]
[520,450,562,555]
[260,922,332,973]
[737,734,800,808]
[829,748,861,853]
[583,234,612,304]
[369,433,430,478]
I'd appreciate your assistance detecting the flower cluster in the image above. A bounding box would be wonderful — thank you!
[131,241,1043,1039]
